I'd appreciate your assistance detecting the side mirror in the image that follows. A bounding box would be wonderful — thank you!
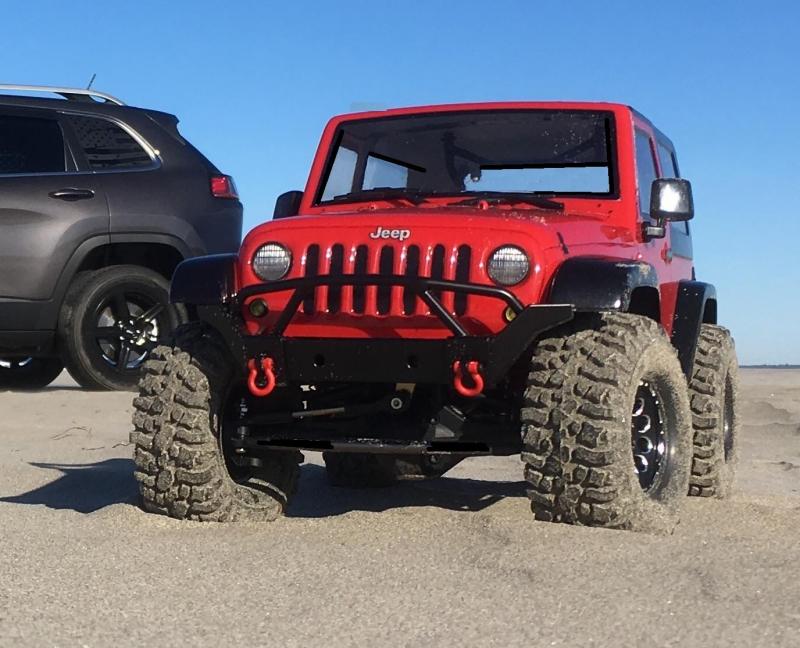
[645,178,694,238]
[651,178,694,222]
[274,190,304,219]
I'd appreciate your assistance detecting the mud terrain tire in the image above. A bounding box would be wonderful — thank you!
[323,453,463,487]
[687,324,739,498]
[521,313,692,532]
[131,322,301,522]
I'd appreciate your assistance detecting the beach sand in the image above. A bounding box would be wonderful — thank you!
[1,369,798,646]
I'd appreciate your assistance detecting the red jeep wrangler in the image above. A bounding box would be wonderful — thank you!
[132,102,739,532]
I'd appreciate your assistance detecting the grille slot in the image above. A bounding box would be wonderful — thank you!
[376,246,395,315]
[326,244,344,313]
[403,245,421,315]
[352,245,368,313]
[454,244,472,315]
[430,244,446,303]
[303,244,320,314]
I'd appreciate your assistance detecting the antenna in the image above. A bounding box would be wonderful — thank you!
[86,73,96,90]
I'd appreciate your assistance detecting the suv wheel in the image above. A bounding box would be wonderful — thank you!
[521,313,692,532]
[687,324,739,497]
[131,322,301,521]
[58,266,184,391]
[0,357,63,390]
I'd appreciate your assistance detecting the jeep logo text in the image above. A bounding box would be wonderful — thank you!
[369,226,410,241]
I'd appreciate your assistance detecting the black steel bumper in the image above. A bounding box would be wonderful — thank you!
[195,273,575,388]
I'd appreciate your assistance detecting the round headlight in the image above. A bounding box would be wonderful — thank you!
[487,245,530,286]
[252,243,291,281]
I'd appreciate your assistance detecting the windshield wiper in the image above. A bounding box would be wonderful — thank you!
[450,192,565,211]
[327,188,431,206]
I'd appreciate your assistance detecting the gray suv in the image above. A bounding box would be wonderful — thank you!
[0,85,243,390]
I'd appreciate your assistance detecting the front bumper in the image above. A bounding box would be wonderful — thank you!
[196,273,574,388]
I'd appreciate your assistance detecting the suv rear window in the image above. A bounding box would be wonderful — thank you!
[0,115,66,174]
[65,114,152,170]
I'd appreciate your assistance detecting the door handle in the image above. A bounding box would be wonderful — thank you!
[48,188,95,201]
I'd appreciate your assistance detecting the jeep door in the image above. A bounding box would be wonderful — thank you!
[0,108,109,302]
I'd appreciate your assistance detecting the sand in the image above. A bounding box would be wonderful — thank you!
[1,369,798,646]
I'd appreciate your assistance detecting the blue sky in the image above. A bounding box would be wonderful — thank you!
[5,0,799,364]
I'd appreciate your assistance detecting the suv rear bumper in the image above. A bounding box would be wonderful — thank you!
[195,272,574,388]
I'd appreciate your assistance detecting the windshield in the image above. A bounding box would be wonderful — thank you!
[315,109,617,205]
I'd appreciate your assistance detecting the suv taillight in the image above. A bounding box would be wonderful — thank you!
[210,175,239,199]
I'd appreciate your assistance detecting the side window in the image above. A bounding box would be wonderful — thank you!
[634,129,658,217]
[65,114,152,170]
[656,143,678,178]
[0,115,66,174]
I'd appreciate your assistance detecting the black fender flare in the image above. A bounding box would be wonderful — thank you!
[670,280,717,377]
[547,257,659,311]
[170,254,238,305]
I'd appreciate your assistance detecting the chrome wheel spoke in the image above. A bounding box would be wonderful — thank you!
[135,303,164,324]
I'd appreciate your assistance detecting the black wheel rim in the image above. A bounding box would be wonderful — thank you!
[723,373,735,461]
[631,380,668,491]
[90,288,166,373]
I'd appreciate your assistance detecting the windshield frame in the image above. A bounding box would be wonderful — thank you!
[312,108,620,206]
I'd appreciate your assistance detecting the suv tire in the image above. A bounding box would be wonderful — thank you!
[323,453,463,487]
[131,322,302,522]
[0,357,63,390]
[687,324,739,498]
[58,266,184,391]
[521,313,692,532]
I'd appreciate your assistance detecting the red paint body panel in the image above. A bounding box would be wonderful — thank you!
[238,102,693,339]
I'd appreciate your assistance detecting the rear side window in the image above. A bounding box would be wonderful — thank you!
[65,114,152,170]
[634,129,658,216]
[0,115,66,174]
[657,142,689,235]
[657,143,678,178]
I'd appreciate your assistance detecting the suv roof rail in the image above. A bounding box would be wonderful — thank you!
[0,84,125,106]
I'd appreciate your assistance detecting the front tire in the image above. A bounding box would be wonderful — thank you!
[522,313,692,532]
[131,322,301,522]
[0,357,63,390]
[58,265,184,391]
[687,324,739,498]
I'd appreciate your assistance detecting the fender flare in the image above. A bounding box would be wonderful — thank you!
[170,254,238,305]
[671,280,717,377]
[547,257,659,311]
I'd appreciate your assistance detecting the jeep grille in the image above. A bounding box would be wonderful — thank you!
[301,243,472,317]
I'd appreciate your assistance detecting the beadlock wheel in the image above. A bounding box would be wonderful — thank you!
[631,380,668,491]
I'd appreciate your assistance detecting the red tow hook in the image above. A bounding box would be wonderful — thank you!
[247,357,276,397]
[452,360,484,398]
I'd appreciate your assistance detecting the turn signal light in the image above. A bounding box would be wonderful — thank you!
[248,299,269,317]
